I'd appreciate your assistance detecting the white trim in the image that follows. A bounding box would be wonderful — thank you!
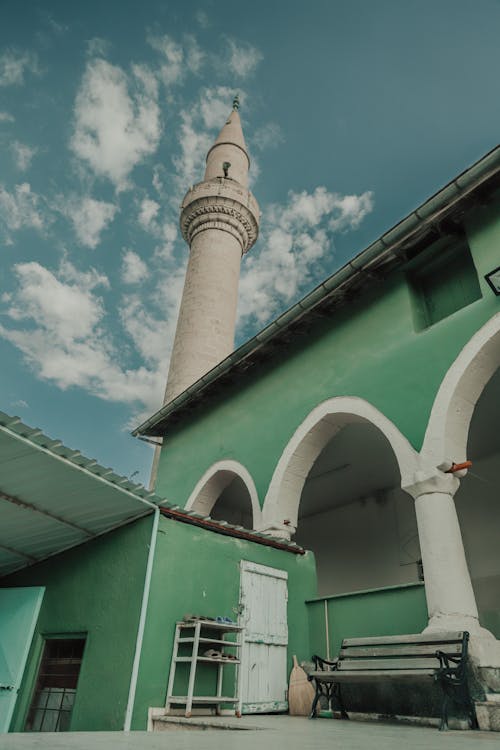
[422,313,500,466]
[262,396,419,535]
[240,560,288,579]
[185,460,262,529]
[124,507,160,731]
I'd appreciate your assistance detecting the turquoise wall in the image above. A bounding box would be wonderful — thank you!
[131,515,317,729]
[155,201,500,509]
[306,582,428,659]
[3,517,153,732]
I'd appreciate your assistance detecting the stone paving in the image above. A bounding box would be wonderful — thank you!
[2,716,500,750]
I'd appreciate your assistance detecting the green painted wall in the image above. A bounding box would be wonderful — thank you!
[155,201,500,509]
[307,582,428,659]
[3,516,153,732]
[130,515,317,729]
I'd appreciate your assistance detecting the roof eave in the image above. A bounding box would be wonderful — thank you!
[134,144,500,438]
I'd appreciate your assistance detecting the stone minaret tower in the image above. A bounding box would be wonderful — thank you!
[150,97,260,487]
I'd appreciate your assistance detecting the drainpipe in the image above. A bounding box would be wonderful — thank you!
[124,507,160,731]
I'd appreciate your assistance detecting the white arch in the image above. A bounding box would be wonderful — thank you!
[261,396,419,536]
[185,459,262,529]
[422,313,500,467]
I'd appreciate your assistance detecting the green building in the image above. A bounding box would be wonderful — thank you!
[1,107,499,733]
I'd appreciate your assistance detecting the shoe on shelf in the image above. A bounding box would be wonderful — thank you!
[203,649,222,659]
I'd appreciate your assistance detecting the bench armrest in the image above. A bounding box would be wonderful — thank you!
[311,654,339,672]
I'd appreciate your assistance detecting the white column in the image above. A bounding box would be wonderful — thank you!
[405,471,482,633]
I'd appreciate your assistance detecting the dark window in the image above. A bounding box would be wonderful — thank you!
[408,238,481,329]
[25,638,85,732]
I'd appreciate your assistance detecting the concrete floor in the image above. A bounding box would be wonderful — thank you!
[2,716,500,750]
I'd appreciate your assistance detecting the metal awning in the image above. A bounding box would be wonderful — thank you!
[0,411,304,577]
[0,411,164,578]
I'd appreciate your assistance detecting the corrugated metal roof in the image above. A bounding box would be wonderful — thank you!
[0,412,303,576]
[0,411,163,577]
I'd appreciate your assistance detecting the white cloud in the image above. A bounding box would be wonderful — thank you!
[252,122,284,151]
[121,249,149,284]
[122,261,186,357]
[136,196,177,258]
[0,111,14,123]
[184,35,204,75]
[70,58,161,190]
[238,187,374,326]
[0,260,165,413]
[138,197,160,231]
[199,85,235,129]
[58,195,118,248]
[46,16,69,35]
[173,109,212,194]
[155,221,178,260]
[195,9,210,28]
[11,141,37,171]
[5,261,107,343]
[152,165,165,194]
[172,86,237,196]
[148,33,204,86]
[12,399,29,409]
[328,193,374,232]
[226,39,263,78]
[86,37,110,57]
[0,49,40,87]
[0,183,46,235]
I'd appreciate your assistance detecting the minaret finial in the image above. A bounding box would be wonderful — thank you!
[232,94,240,111]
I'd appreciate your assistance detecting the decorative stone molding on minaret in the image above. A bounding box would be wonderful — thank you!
[150,97,260,488]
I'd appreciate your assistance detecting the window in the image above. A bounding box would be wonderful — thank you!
[25,638,86,732]
[408,238,481,329]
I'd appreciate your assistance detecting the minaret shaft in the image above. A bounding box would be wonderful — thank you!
[150,102,259,489]
[164,229,241,403]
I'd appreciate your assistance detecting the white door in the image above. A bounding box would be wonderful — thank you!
[239,561,288,714]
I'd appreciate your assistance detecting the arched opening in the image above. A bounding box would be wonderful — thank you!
[455,365,500,638]
[185,461,260,531]
[262,398,420,597]
[294,421,421,596]
[423,313,500,465]
[209,475,254,528]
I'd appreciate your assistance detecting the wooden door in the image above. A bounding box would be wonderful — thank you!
[239,561,288,713]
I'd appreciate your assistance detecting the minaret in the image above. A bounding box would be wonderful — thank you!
[150,97,260,487]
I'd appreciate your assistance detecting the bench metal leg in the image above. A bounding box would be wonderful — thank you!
[439,694,449,731]
[332,684,349,720]
[310,688,321,719]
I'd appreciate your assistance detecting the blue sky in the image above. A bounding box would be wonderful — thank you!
[1,0,499,487]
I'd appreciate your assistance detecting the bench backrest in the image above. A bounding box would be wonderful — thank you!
[337,631,467,672]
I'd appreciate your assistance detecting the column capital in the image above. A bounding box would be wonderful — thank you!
[402,469,460,499]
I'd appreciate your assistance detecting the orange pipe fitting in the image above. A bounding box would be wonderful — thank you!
[446,461,472,473]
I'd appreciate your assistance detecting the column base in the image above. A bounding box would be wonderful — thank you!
[425,615,500,670]
[424,613,493,638]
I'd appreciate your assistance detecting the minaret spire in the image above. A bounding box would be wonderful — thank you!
[203,99,250,187]
[149,100,260,488]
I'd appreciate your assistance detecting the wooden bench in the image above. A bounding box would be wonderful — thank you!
[309,631,477,730]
